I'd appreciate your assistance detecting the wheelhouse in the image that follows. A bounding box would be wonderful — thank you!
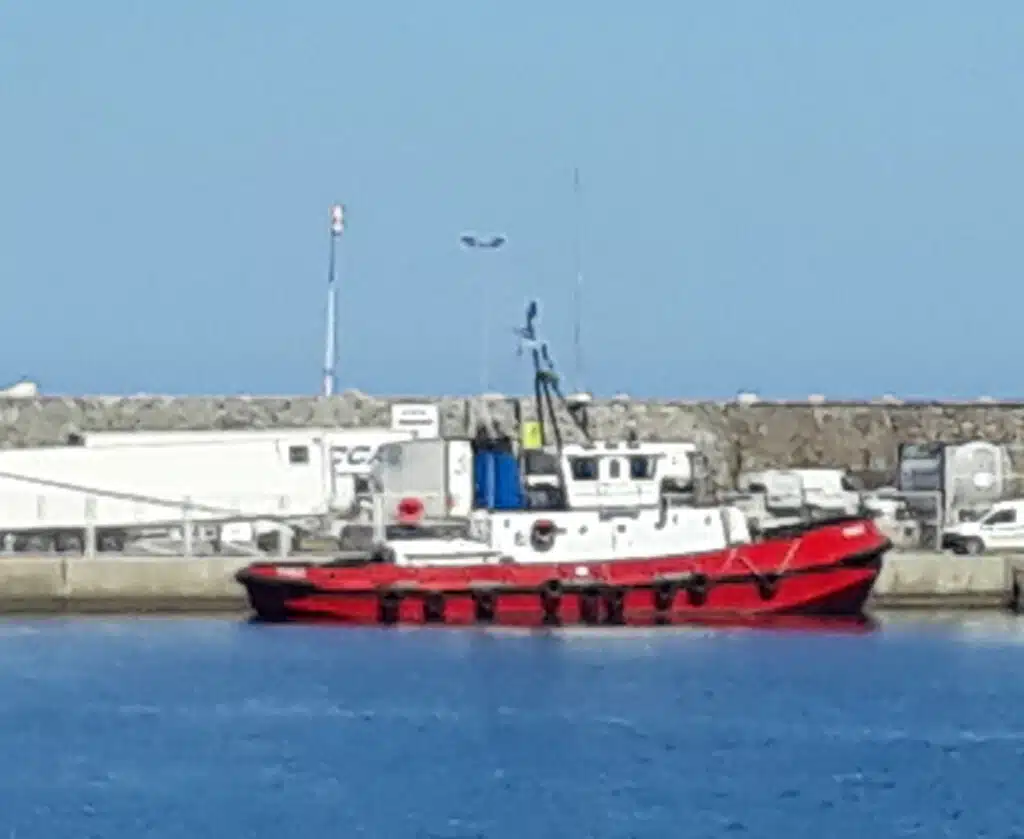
[520,441,699,510]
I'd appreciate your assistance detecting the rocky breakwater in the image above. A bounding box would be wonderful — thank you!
[4,394,1024,483]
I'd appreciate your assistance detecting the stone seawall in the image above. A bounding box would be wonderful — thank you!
[5,394,1024,482]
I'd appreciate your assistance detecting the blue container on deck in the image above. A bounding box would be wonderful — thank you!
[473,451,525,510]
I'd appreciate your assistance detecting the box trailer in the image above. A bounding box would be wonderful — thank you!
[0,434,335,550]
[82,426,415,513]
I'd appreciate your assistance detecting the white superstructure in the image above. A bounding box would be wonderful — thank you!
[385,504,753,567]
[368,437,751,567]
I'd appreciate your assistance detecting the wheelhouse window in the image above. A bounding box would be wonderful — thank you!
[569,456,598,481]
[629,456,655,480]
[523,450,559,476]
[288,445,310,465]
[607,459,621,479]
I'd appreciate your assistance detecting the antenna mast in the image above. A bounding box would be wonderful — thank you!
[323,204,345,397]
[571,167,584,392]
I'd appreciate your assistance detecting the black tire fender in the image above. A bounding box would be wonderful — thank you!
[756,572,780,602]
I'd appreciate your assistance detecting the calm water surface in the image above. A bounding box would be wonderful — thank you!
[0,613,1023,838]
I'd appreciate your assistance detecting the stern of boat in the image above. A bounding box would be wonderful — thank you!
[235,562,317,622]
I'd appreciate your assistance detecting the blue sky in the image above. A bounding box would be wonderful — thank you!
[2,2,1023,399]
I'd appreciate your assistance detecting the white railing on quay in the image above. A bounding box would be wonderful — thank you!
[0,489,339,560]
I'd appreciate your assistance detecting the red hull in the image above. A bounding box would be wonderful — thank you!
[236,517,890,628]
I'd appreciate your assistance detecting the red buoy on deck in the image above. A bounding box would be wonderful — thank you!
[396,497,425,525]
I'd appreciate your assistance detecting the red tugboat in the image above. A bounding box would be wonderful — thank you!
[236,302,891,627]
[236,513,888,626]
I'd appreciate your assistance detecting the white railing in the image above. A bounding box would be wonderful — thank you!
[0,490,337,559]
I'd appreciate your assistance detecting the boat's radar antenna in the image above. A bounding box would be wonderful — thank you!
[514,299,591,450]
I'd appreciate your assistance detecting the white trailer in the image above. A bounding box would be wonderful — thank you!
[82,426,416,514]
[0,434,335,551]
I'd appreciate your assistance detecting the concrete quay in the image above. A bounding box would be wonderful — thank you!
[873,553,1014,609]
[0,552,1020,615]
[0,555,252,613]
[7,394,1024,483]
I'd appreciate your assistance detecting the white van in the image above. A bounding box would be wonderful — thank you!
[941,499,1024,555]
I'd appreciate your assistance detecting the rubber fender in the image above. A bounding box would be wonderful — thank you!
[378,591,402,625]
[756,573,780,602]
[541,579,563,598]
[473,590,497,623]
[604,587,626,625]
[653,580,677,611]
[579,587,602,625]
[424,592,446,623]
[540,581,562,624]
[686,573,710,606]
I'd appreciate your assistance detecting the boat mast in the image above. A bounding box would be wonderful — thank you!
[516,300,592,451]
[323,204,345,397]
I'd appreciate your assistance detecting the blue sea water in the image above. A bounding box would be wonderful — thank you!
[0,616,1023,838]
